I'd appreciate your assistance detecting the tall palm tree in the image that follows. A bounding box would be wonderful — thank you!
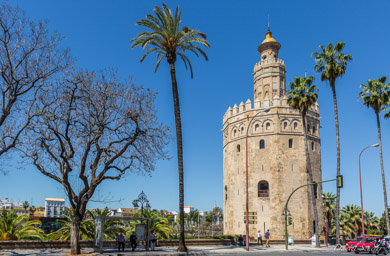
[0,209,44,240]
[312,42,352,245]
[130,4,210,251]
[29,206,36,217]
[287,76,320,247]
[358,76,390,234]
[22,201,29,211]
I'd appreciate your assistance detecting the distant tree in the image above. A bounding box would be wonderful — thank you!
[132,209,173,239]
[359,77,390,235]
[313,42,352,245]
[22,201,29,211]
[0,2,70,164]
[0,209,43,240]
[29,206,36,217]
[287,76,320,247]
[22,69,169,255]
[130,4,209,252]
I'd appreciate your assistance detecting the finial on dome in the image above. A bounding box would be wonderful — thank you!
[268,15,270,32]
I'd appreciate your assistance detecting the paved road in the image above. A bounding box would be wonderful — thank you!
[216,252,350,256]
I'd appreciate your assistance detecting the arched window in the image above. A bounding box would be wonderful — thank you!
[312,141,315,151]
[293,122,298,130]
[266,122,270,131]
[237,144,241,152]
[258,181,269,197]
[313,125,317,135]
[307,124,310,133]
[225,186,228,201]
[283,122,288,130]
[241,126,245,134]
[234,129,237,137]
[259,140,265,149]
[255,123,260,132]
[288,139,293,148]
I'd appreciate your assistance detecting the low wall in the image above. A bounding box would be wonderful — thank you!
[0,239,317,250]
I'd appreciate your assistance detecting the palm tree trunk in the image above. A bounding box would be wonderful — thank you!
[376,112,390,234]
[330,81,341,245]
[70,215,81,255]
[168,62,187,252]
[302,113,320,247]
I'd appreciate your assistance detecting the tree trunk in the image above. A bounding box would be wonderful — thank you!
[302,113,320,247]
[376,112,390,234]
[330,81,341,246]
[70,215,81,255]
[168,62,187,252]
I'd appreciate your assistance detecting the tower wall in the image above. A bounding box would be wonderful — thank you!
[223,31,323,240]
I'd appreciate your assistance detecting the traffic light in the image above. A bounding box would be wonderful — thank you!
[288,217,292,226]
[337,175,343,188]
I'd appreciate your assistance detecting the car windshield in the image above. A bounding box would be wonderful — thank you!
[366,238,375,243]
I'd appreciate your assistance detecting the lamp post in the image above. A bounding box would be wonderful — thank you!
[245,107,270,251]
[133,191,151,218]
[358,143,379,236]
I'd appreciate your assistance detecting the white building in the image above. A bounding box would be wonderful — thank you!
[184,206,194,214]
[0,198,22,209]
[45,198,65,217]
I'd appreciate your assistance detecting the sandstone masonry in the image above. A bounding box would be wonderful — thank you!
[223,29,323,240]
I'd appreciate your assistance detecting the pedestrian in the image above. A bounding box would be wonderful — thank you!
[153,231,158,247]
[116,233,125,252]
[130,232,137,252]
[257,230,263,246]
[149,230,156,251]
[238,234,244,246]
[265,229,271,247]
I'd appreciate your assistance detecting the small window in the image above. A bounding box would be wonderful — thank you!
[293,122,298,130]
[260,140,265,149]
[312,141,315,151]
[283,122,288,129]
[258,181,269,197]
[307,124,310,133]
[237,144,241,152]
[255,124,260,132]
[288,139,293,148]
[313,183,318,199]
[225,186,228,201]
[313,125,317,135]
[241,126,245,134]
[266,123,270,131]
[234,129,237,137]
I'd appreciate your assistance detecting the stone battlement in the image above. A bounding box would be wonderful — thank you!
[254,58,285,71]
[223,96,319,123]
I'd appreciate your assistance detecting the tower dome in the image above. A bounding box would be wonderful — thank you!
[257,28,281,59]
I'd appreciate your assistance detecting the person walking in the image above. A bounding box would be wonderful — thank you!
[265,229,271,247]
[238,234,244,246]
[130,232,137,252]
[257,230,263,246]
[149,231,156,251]
[116,233,125,252]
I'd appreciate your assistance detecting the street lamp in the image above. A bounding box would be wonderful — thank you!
[245,107,270,251]
[359,143,379,236]
[133,191,150,218]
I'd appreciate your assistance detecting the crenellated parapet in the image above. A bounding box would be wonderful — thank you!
[222,96,319,125]
[253,58,285,73]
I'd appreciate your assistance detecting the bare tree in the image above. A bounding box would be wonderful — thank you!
[0,2,69,163]
[22,69,169,255]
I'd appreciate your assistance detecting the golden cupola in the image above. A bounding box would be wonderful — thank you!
[257,28,281,60]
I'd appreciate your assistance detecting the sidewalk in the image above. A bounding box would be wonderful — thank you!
[0,244,342,256]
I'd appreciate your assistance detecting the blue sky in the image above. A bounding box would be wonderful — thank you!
[1,0,390,218]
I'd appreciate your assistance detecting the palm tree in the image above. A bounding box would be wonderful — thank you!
[358,76,390,234]
[312,42,352,245]
[22,201,29,211]
[0,209,44,240]
[364,211,379,234]
[135,210,174,239]
[29,205,36,217]
[323,192,336,235]
[130,4,210,251]
[287,76,320,246]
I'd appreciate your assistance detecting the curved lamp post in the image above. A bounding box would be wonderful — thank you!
[359,143,379,236]
[133,191,151,218]
[245,107,270,251]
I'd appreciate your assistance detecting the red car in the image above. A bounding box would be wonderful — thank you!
[354,237,379,254]
[346,237,364,252]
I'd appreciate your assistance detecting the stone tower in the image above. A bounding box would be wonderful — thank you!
[222,29,323,240]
